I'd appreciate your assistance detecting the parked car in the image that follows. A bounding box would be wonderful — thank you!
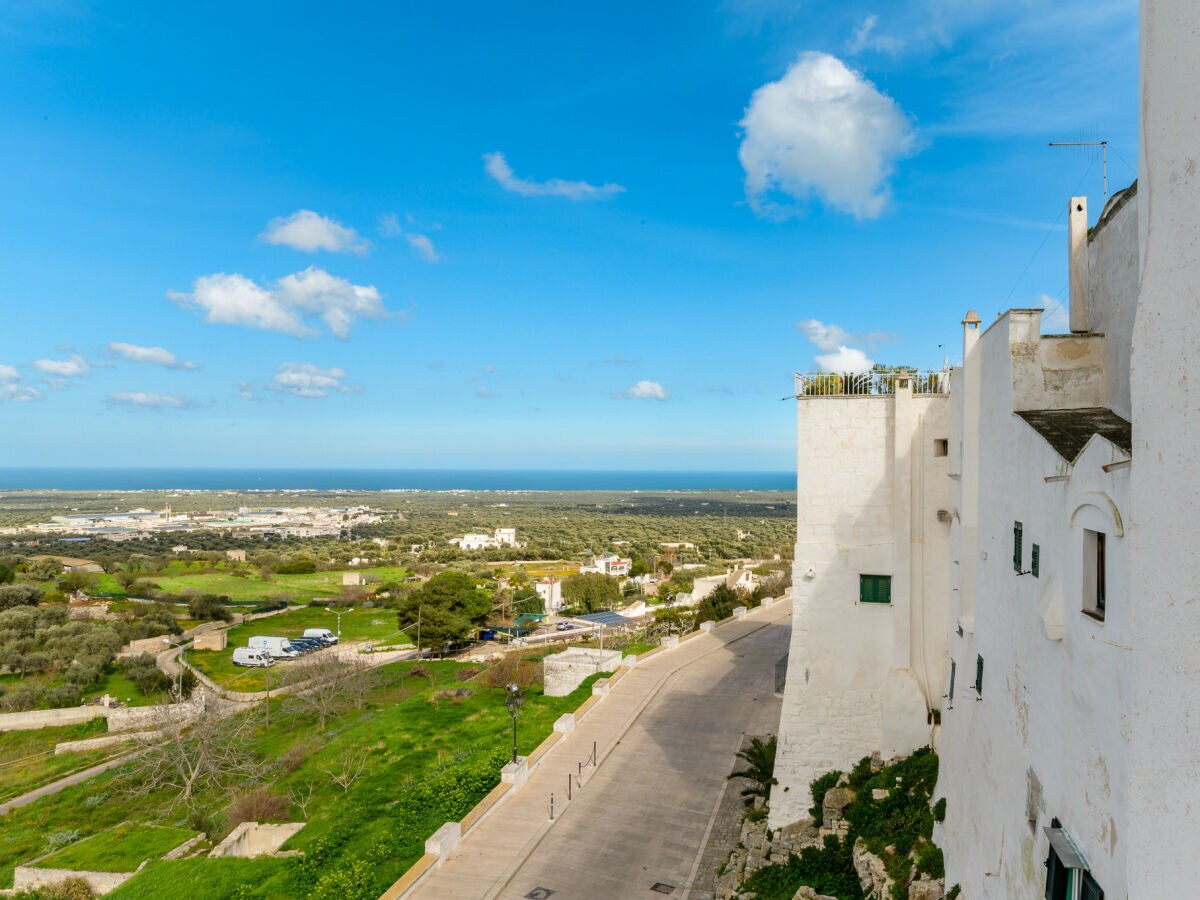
[304,627,338,645]
[248,636,299,659]
[555,622,577,631]
[232,647,275,668]
[289,638,321,653]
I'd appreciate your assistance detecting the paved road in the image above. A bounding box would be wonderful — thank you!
[410,599,792,900]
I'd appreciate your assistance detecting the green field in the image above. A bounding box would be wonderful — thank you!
[0,719,121,804]
[148,566,412,604]
[37,824,197,872]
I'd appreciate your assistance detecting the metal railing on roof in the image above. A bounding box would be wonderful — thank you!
[794,369,950,398]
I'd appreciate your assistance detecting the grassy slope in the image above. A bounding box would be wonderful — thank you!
[0,719,117,804]
[4,657,598,898]
[37,824,196,872]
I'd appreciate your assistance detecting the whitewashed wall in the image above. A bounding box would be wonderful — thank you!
[938,207,1137,896]
[772,387,951,828]
[1128,0,1200,890]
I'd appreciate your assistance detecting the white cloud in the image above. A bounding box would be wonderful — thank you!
[483,152,625,200]
[108,342,198,370]
[739,52,916,219]
[168,267,387,339]
[0,364,42,402]
[271,362,350,398]
[814,346,874,372]
[797,319,877,372]
[33,354,90,377]
[377,213,441,263]
[377,213,404,238]
[847,14,908,55]
[796,319,853,352]
[404,233,440,263]
[626,380,669,400]
[108,391,194,409]
[260,210,369,254]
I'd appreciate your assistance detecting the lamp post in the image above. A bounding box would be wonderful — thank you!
[325,606,353,640]
[505,682,524,764]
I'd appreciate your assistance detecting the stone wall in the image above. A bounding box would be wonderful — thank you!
[0,706,105,733]
[208,822,305,858]
[13,865,136,895]
[542,648,621,697]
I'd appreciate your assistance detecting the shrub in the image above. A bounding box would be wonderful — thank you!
[47,830,82,851]
[43,683,83,707]
[932,797,946,823]
[915,842,944,879]
[225,788,292,831]
[430,688,473,704]
[0,583,43,610]
[188,594,233,622]
[13,876,97,899]
[455,666,481,681]
[276,555,317,575]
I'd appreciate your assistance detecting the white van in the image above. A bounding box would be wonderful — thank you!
[232,647,274,668]
[248,636,299,659]
[303,628,338,645]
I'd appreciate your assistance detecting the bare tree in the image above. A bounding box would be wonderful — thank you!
[127,698,269,810]
[322,742,368,793]
[283,654,355,729]
[289,778,318,819]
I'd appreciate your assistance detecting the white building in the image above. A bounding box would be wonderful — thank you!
[535,577,564,612]
[578,554,631,577]
[450,528,526,551]
[773,5,1200,888]
[771,368,953,830]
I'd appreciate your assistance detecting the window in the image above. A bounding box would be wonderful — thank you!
[1014,521,1024,573]
[933,438,949,457]
[1083,530,1107,621]
[974,654,984,697]
[859,574,892,604]
[1032,544,1040,578]
[1045,820,1104,900]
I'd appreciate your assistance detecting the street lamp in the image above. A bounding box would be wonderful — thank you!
[505,682,524,764]
[161,637,185,702]
[325,606,353,640]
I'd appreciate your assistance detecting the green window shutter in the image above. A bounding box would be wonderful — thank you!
[975,654,984,696]
[1014,521,1023,572]
[859,575,892,604]
[1032,544,1040,578]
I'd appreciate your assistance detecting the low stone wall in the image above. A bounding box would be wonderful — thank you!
[543,648,622,697]
[0,706,105,733]
[107,699,200,732]
[55,731,157,755]
[13,865,136,895]
[193,630,227,651]
[122,636,171,656]
[209,822,305,858]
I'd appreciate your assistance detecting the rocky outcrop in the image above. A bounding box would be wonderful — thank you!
[792,887,838,900]
[852,838,894,900]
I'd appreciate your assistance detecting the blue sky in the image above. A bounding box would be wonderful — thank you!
[0,0,1138,471]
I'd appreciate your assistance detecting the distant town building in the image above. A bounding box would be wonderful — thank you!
[579,554,631,577]
[535,577,564,612]
[449,528,526,551]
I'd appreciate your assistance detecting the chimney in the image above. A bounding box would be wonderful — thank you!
[1068,196,1090,332]
[962,310,982,361]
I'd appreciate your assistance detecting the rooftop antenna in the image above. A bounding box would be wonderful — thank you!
[1049,139,1108,200]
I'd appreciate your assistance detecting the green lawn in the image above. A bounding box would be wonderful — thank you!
[107,858,289,900]
[148,567,412,605]
[189,607,412,691]
[0,719,119,804]
[37,824,196,872]
[3,656,603,898]
[82,670,162,707]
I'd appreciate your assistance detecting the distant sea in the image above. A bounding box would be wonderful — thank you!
[0,469,794,492]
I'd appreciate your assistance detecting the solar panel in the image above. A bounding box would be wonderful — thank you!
[575,611,627,627]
